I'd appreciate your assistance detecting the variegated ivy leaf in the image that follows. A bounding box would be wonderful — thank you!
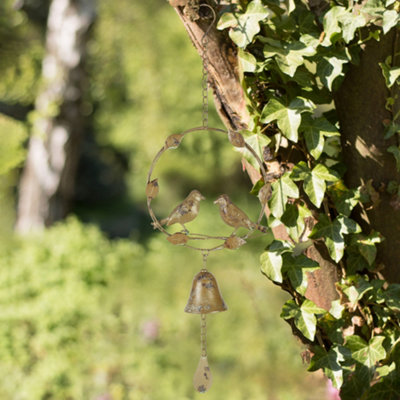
[281,299,326,341]
[269,172,299,219]
[235,130,271,169]
[316,55,348,91]
[217,0,269,48]
[263,38,316,77]
[322,6,366,45]
[308,346,351,388]
[345,335,386,368]
[380,57,400,88]
[328,181,362,217]
[301,114,340,160]
[260,97,315,142]
[238,48,257,73]
[309,214,361,262]
[260,240,291,283]
[291,161,340,208]
[382,9,400,34]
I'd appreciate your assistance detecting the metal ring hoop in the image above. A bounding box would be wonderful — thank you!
[147,126,268,253]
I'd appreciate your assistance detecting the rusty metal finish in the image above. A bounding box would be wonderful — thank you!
[185,269,227,314]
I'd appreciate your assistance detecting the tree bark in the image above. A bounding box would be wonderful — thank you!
[173,2,249,130]
[335,30,400,283]
[16,0,96,233]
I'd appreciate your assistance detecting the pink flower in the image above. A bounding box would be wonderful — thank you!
[326,379,341,400]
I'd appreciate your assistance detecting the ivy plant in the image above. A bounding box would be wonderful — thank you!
[218,0,400,398]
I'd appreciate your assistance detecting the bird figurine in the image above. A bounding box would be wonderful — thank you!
[159,190,206,233]
[214,194,267,233]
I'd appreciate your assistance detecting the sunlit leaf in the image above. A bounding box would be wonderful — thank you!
[260,240,291,282]
[309,214,361,262]
[269,172,299,218]
[261,97,314,142]
[345,335,386,368]
[317,56,348,91]
[238,48,257,72]
[382,9,399,34]
[218,0,269,48]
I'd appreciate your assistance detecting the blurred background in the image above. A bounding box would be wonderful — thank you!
[0,0,328,398]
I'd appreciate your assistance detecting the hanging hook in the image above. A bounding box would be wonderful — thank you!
[199,3,217,45]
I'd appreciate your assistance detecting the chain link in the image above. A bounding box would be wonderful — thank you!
[201,313,207,357]
[201,35,209,129]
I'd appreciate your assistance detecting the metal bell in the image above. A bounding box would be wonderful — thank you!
[184,269,228,314]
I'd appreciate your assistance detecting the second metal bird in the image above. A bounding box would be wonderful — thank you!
[214,194,267,233]
[160,190,206,232]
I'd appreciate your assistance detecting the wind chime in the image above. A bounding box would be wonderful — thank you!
[146,4,268,393]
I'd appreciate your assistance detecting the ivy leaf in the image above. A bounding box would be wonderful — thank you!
[291,162,339,207]
[263,39,316,77]
[341,277,374,308]
[236,131,271,168]
[306,164,340,207]
[282,253,319,295]
[339,12,366,43]
[269,172,299,218]
[281,299,323,340]
[383,284,400,312]
[345,335,386,368]
[291,161,311,180]
[309,214,361,262]
[218,0,269,48]
[260,240,291,283]
[238,48,257,72]
[217,12,238,29]
[328,181,361,216]
[329,299,345,319]
[366,368,400,400]
[317,56,348,91]
[384,122,400,139]
[387,146,400,171]
[322,7,365,45]
[281,203,312,241]
[302,115,339,160]
[382,9,400,35]
[308,346,350,388]
[322,6,347,45]
[341,365,374,399]
[356,232,382,266]
[260,97,315,142]
[380,60,400,88]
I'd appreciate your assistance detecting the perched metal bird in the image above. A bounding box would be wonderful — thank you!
[214,194,267,233]
[160,190,205,232]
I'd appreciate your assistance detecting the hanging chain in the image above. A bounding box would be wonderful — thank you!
[200,313,207,357]
[201,250,209,271]
[201,33,209,129]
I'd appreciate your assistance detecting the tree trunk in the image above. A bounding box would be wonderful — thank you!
[334,30,400,283]
[15,0,96,233]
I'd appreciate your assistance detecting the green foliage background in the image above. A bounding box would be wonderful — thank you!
[0,217,327,399]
